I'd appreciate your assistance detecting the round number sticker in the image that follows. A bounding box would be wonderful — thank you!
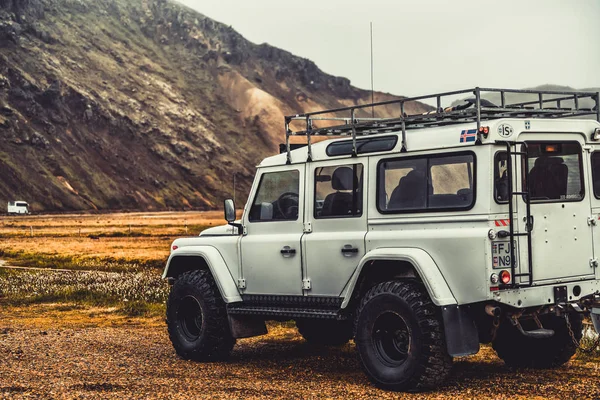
[498,123,514,138]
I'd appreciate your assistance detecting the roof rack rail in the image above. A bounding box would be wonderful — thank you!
[283,87,600,164]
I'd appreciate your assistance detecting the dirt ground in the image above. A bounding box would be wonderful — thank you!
[1,305,599,400]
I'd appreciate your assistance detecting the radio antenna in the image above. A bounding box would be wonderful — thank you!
[370,21,374,118]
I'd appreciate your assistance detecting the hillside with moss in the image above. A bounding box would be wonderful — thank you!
[0,0,430,212]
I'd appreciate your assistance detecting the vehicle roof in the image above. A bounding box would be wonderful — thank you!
[259,118,600,167]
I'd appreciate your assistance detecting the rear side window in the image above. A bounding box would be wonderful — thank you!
[314,164,363,218]
[326,136,397,157]
[525,142,583,202]
[249,170,300,222]
[592,153,600,199]
[494,152,509,203]
[378,152,475,213]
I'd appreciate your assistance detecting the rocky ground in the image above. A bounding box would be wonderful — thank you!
[1,305,599,399]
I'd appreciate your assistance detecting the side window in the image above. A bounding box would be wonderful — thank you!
[314,164,363,218]
[378,153,475,212]
[249,170,300,222]
[592,152,600,199]
[494,152,509,203]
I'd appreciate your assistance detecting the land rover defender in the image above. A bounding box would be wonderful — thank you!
[163,87,600,391]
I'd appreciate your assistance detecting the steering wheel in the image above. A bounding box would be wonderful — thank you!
[276,191,299,219]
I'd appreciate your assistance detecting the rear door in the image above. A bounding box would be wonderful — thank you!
[521,139,595,282]
[588,150,600,280]
[302,160,366,296]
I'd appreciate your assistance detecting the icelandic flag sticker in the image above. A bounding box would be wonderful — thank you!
[460,129,477,143]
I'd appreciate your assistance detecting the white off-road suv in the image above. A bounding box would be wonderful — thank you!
[163,87,600,392]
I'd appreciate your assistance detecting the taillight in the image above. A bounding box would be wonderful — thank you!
[172,245,178,251]
[500,270,511,284]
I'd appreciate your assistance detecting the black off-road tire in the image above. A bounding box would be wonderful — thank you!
[492,312,582,369]
[354,280,453,392]
[296,319,353,346]
[166,269,235,361]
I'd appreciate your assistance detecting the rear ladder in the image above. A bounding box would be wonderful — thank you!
[501,141,533,288]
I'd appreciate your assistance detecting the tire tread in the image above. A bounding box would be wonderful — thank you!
[166,269,235,361]
[354,280,452,391]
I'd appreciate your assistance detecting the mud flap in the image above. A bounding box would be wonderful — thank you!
[228,315,268,339]
[441,305,480,357]
[592,308,600,334]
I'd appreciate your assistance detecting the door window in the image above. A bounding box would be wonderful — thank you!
[494,152,509,203]
[249,170,300,222]
[524,142,584,202]
[591,152,600,199]
[314,164,363,218]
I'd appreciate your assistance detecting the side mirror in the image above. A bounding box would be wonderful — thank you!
[224,199,243,235]
[224,199,236,223]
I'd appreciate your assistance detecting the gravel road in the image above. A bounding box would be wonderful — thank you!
[1,306,599,399]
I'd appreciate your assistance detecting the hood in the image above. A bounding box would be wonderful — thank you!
[199,223,238,236]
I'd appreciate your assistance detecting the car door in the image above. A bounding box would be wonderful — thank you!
[302,161,367,296]
[589,149,600,280]
[520,139,595,282]
[240,166,305,295]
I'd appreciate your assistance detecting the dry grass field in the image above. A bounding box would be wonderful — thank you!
[1,211,599,399]
[0,211,241,270]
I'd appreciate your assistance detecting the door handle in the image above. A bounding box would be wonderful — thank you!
[525,215,534,232]
[341,245,359,257]
[280,246,296,257]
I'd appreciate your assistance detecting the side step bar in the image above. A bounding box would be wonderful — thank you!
[511,315,554,339]
[227,304,343,320]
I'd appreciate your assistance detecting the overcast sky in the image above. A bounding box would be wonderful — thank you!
[177,0,600,103]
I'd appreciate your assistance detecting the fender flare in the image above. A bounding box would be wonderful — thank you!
[340,248,479,357]
[340,247,457,308]
[163,246,242,303]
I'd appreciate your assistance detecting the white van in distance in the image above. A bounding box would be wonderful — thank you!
[7,201,30,215]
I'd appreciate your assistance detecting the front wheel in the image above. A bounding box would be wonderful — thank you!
[166,270,235,361]
[354,280,452,392]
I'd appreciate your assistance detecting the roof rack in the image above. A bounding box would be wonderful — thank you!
[283,87,600,164]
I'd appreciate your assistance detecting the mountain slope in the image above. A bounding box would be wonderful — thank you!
[0,0,430,212]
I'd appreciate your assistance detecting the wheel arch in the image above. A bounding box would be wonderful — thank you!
[340,248,457,310]
[342,248,479,357]
[163,246,242,303]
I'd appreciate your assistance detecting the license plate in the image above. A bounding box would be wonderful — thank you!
[492,240,517,269]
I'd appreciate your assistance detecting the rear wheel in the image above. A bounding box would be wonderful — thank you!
[296,319,353,346]
[492,312,582,368]
[354,280,452,392]
[166,270,235,361]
